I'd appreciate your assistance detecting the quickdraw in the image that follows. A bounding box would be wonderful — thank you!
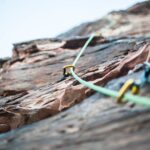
[117,79,139,104]
[63,65,75,77]
[140,62,150,85]
[63,33,150,107]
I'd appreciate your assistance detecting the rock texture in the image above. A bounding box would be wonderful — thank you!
[0,1,150,150]
[58,1,150,38]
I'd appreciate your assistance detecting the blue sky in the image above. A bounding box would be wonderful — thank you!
[0,0,145,58]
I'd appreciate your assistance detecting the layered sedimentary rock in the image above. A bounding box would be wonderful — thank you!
[0,1,150,150]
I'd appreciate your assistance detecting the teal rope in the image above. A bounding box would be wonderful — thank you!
[72,33,95,66]
[70,33,150,107]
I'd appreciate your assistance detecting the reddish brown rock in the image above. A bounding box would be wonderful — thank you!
[0,1,150,150]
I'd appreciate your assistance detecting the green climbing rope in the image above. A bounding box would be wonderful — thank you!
[69,33,150,107]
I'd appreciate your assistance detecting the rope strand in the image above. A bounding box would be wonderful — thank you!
[69,34,150,107]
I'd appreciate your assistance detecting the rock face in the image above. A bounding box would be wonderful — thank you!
[0,1,150,150]
[58,1,150,38]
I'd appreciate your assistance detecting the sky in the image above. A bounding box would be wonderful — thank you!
[0,0,145,58]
